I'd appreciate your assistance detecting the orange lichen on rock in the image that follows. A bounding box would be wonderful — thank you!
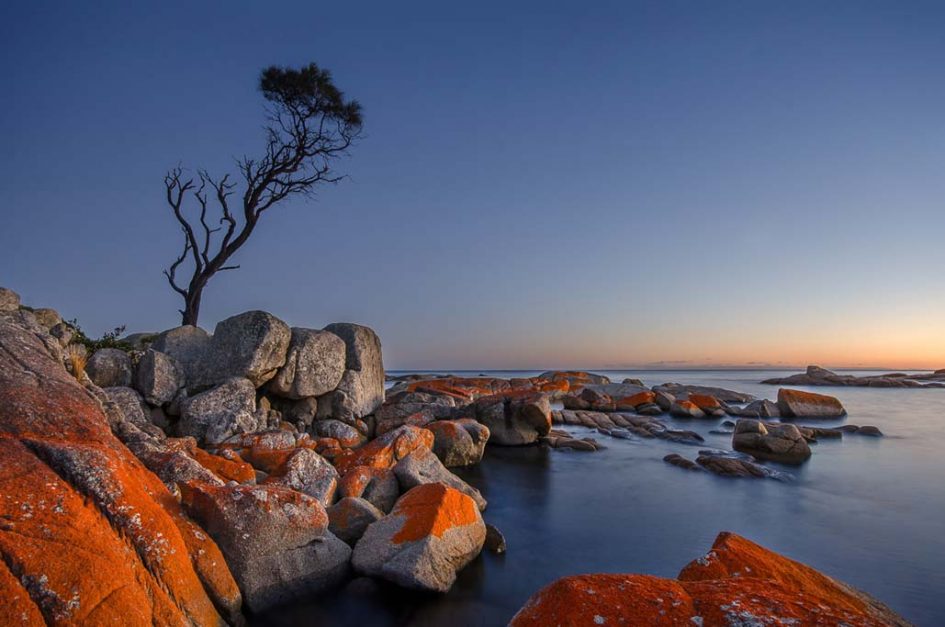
[679,532,900,622]
[405,377,511,401]
[616,391,656,408]
[333,425,434,475]
[511,531,908,627]
[390,483,480,544]
[512,574,696,626]
[0,317,242,625]
[191,447,256,483]
[164,437,256,483]
[689,393,722,412]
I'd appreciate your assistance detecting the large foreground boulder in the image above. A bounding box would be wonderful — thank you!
[777,388,846,418]
[269,327,346,399]
[352,483,486,592]
[732,419,812,464]
[181,481,350,612]
[511,532,908,626]
[322,323,385,419]
[200,310,291,387]
[0,307,241,624]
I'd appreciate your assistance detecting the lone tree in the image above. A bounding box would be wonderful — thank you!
[163,63,362,326]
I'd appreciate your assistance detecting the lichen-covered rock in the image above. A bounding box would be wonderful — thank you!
[427,418,489,467]
[269,327,346,399]
[328,496,384,546]
[777,388,847,418]
[85,347,133,388]
[181,480,349,612]
[179,376,258,445]
[201,310,291,387]
[511,532,908,626]
[263,447,339,507]
[392,447,487,511]
[535,370,610,387]
[669,399,707,419]
[689,393,725,417]
[654,383,755,403]
[151,325,211,385]
[323,323,385,419]
[134,348,184,406]
[375,406,438,436]
[613,390,656,411]
[333,424,434,475]
[678,532,909,626]
[732,419,812,464]
[338,466,400,513]
[464,391,552,446]
[512,574,696,626]
[0,310,241,625]
[314,418,366,447]
[352,483,486,592]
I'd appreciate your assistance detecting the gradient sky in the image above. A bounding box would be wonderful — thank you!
[2,1,945,370]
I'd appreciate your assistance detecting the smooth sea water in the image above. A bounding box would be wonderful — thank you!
[257,369,945,626]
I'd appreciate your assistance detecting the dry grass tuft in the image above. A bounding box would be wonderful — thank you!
[64,344,88,380]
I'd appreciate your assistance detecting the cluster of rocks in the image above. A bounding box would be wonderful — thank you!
[0,285,904,624]
[0,289,508,620]
[510,532,909,625]
[764,364,945,388]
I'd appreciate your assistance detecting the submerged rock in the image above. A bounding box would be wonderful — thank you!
[510,532,909,626]
[485,523,507,554]
[352,483,486,592]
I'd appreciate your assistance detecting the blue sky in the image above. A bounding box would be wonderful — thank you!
[2,1,944,369]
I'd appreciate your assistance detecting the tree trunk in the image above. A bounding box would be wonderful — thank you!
[181,289,202,327]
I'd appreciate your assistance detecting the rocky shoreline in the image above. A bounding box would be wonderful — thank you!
[763,364,945,388]
[0,286,911,625]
